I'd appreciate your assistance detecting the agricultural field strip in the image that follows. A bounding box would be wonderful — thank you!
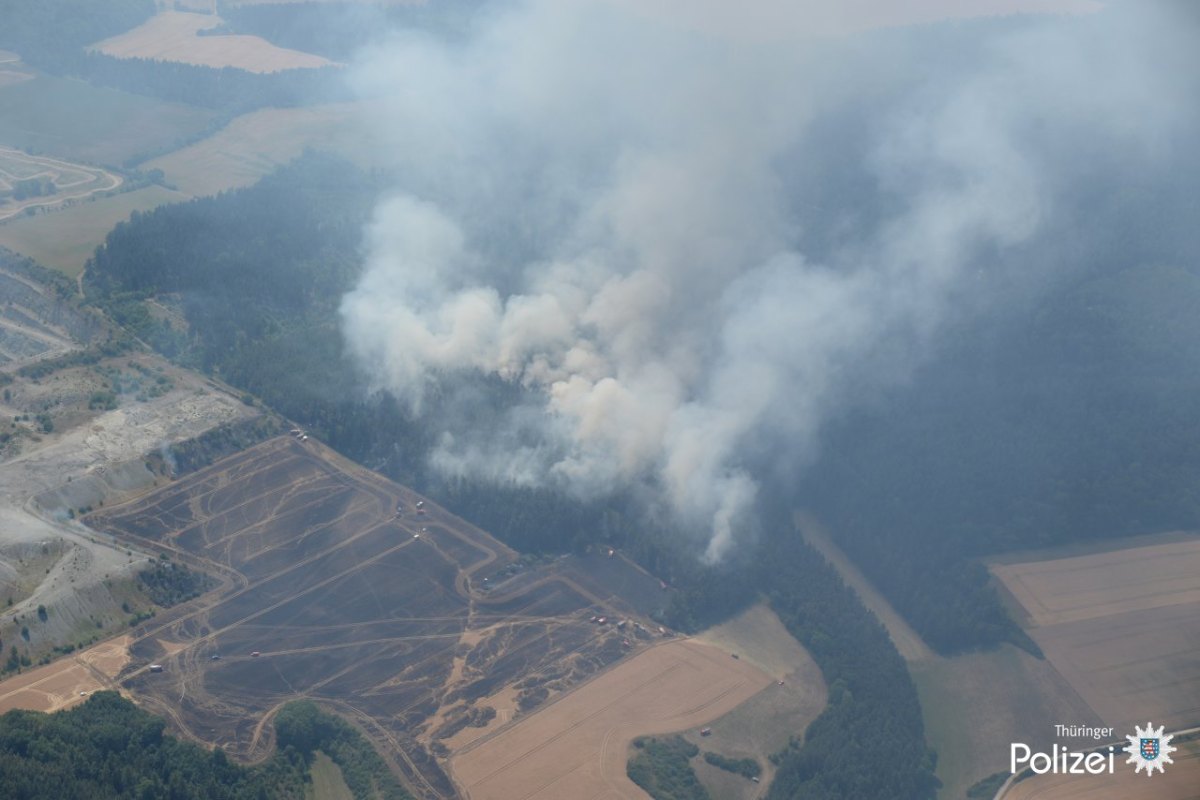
[90,11,336,74]
[992,539,1200,627]
[450,639,771,800]
[470,658,687,782]
[991,539,1200,739]
[0,637,132,714]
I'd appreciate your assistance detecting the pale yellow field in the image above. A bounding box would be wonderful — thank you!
[0,185,191,276]
[449,639,772,800]
[993,538,1200,627]
[992,535,1200,734]
[91,11,335,73]
[142,103,381,197]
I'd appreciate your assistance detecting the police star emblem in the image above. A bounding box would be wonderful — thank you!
[1125,722,1176,776]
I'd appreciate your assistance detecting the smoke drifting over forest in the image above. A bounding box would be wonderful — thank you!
[339,0,1194,560]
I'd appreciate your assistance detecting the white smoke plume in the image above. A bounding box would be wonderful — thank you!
[340,0,1187,560]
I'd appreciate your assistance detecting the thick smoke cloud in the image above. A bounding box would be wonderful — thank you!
[340,0,1188,560]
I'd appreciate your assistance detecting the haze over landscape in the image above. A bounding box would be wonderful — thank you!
[0,2,1198,800]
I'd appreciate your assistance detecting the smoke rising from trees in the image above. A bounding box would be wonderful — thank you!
[340,0,1192,560]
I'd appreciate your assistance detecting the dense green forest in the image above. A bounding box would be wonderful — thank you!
[761,521,937,799]
[702,751,760,779]
[0,691,310,800]
[804,258,1200,652]
[0,693,409,800]
[627,736,710,800]
[274,701,413,800]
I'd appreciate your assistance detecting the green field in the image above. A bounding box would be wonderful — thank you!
[0,74,217,166]
[307,752,353,800]
[0,185,191,276]
[912,645,1102,800]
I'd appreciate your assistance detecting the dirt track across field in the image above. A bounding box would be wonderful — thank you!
[449,638,772,800]
[0,146,122,222]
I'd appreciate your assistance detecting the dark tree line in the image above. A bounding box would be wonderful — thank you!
[627,736,710,800]
[0,691,310,800]
[761,522,938,800]
[0,692,413,800]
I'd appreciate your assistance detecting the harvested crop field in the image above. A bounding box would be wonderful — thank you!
[992,535,1200,733]
[449,638,772,800]
[91,12,335,73]
[142,103,381,197]
[84,436,655,800]
[0,636,130,714]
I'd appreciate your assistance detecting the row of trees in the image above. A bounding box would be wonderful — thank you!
[0,693,411,800]
[627,736,709,800]
[762,525,938,799]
